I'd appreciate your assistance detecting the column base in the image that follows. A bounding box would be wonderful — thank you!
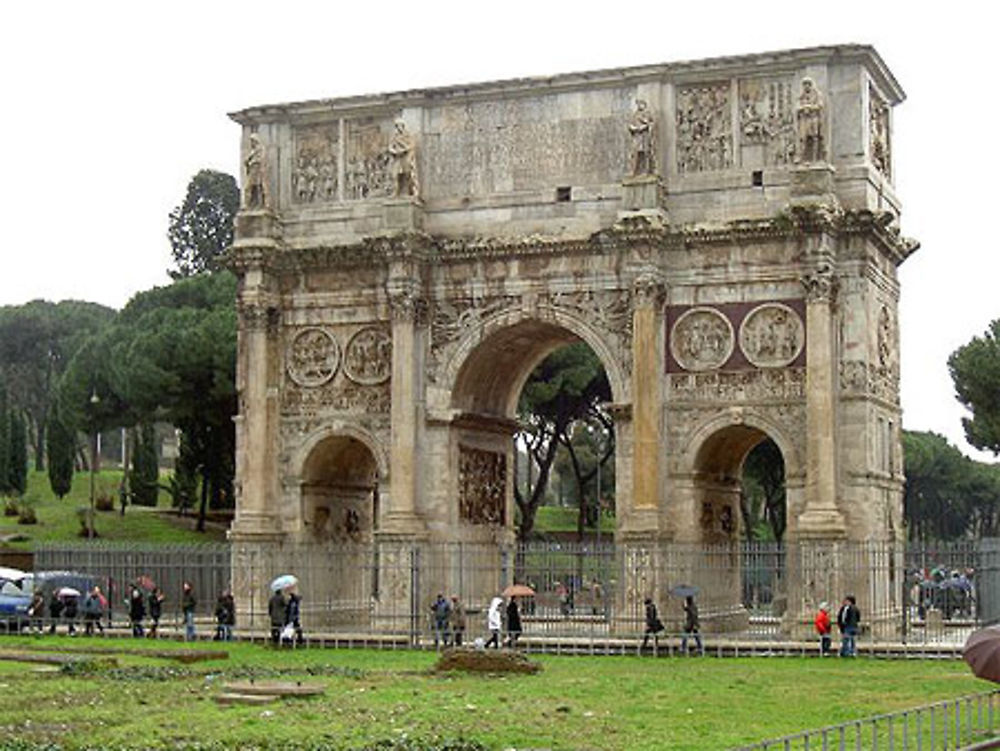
[796,508,847,539]
[228,512,285,542]
[378,512,427,537]
[235,209,282,241]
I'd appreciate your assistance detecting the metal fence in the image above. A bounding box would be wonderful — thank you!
[30,538,1000,648]
[733,690,1000,750]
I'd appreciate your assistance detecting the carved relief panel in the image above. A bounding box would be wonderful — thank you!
[344,117,393,199]
[292,126,339,204]
[738,303,804,368]
[669,307,734,371]
[458,446,505,525]
[869,87,891,178]
[282,324,392,415]
[676,83,733,173]
[738,78,796,166]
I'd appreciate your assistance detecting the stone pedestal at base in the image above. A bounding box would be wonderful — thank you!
[796,508,847,539]
[618,175,668,226]
[789,164,840,209]
[384,198,425,231]
[235,209,282,243]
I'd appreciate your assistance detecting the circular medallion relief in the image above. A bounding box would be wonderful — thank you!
[287,327,340,387]
[670,307,734,371]
[343,326,392,385]
[738,303,804,368]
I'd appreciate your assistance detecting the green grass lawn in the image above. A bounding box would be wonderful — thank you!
[0,470,226,550]
[532,505,615,536]
[0,636,989,750]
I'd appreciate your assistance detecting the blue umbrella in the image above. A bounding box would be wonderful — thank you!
[270,574,298,592]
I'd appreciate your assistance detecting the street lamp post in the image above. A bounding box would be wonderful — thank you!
[89,390,100,539]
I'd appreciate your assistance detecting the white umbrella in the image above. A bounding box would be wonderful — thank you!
[57,586,81,598]
[270,574,298,592]
[0,566,27,584]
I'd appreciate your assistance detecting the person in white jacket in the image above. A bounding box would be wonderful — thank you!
[485,595,503,649]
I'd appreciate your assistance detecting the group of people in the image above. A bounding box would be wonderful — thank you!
[430,593,467,647]
[267,585,304,646]
[25,585,109,636]
[126,581,202,640]
[484,595,522,648]
[814,595,861,657]
[426,593,526,650]
[642,596,703,654]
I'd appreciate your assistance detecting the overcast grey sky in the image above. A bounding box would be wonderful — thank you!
[1,1,997,460]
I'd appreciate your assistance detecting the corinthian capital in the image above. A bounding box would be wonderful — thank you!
[388,284,426,324]
[631,271,667,311]
[802,263,837,304]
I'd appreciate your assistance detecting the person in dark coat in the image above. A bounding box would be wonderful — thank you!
[147,587,164,638]
[268,590,286,645]
[128,584,146,638]
[62,593,79,636]
[837,595,861,657]
[181,582,196,641]
[28,591,45,633]
[284,591,303,646]
[641,597,664,650]
[449,596,466,647]
[681,596,703,655]
[47,590,64,635]
[505,597,522,647]
[214,590,235,641]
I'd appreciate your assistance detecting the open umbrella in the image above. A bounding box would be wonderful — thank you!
[57,586,81,598]
[0,567,27,586]
[502,584,535,598]
[136,575,156,591]
[964,626,1000,683]
[270,574,298,592]
[670,584,700,598]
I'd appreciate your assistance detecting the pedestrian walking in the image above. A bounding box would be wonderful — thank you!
[681,595,703,655]
[505,597,522,648]
[837,595,861,657]
[430,593,451,648]
[214,589,235,641]
[814,602,832,656]
[181,582,196,641]
[147,587,164,638]
[47,589,63,635]
[284,590,304,646]
[82,586,104,636]
[268,589,286,645]
[641,597,664,650]
[62,592,78,636]
[485,595,503,649]
[128,584,145,638]
[27,591,45,633]
[449,596,466,647]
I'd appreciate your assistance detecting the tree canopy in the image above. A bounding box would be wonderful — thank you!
[949,319,1000,456]
[167,169,239,279]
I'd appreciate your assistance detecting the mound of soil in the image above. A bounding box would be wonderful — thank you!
[434,648,541,674]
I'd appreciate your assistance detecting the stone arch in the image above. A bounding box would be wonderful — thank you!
[296,426,385,542]
[293,423,389,482]
[444,307,629,416]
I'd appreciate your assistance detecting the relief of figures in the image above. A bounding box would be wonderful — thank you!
[670,308,734,371]
[627,99,656,176]
[458,446,505,525]
[796,77,826,163]
[869,89,891,178]
[739,78,796,166]
[292,128,339,204]
[877,305,895,372]
[739,304,805,368]
[676,84,732,173]
[344,327,392,385]
[287,328,341,387]
[345,119,391,199]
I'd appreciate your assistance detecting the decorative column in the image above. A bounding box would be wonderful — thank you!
[383,266,426,536]
[627,271,666,529]
[799,261,846,536]
[230,253,283,541]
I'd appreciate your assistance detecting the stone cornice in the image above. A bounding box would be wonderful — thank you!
[230,45,902,126]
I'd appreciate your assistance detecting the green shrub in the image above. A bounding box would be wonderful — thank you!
[3,497,18,517]
[17,503,37,525]
[95,492,115,512]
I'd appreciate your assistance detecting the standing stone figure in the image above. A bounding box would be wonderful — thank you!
[796,78,825,163]
[243,132,269,208]
[388,120,418,198]
[628,99,656,176]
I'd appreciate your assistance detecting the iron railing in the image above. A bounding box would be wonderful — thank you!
[732,690,1000,750]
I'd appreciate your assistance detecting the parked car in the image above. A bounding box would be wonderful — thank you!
[0,570,97,631]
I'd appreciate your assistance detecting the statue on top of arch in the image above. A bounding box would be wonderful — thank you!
[795,77,826,164]
[627,99,656,177]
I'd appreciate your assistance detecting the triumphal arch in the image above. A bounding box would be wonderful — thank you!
[227,45,917,635]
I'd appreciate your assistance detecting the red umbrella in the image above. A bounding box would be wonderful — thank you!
[502,584,535,597]
[963,626,1000,682]
[136,575,156,591]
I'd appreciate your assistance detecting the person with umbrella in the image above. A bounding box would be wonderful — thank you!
[268,586,286,646]
[284,587,303,646]
[47,588,64,635]
[505,596,522,648]
[681,595,703,656]
[60,588,80,636]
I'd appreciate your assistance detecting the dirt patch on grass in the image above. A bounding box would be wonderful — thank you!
[434,648,541,674]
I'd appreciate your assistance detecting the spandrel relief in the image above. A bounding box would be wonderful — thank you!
[676,83,732,174]
[286,327,340,387]
[869,88,891,178]
[670,307,734,371]
[738,304,804,368]
[739,78,796,166]
[458,446,505,526]
[292,126,339,204]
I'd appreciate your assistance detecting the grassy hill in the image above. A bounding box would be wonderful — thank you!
[0,470,226,550]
